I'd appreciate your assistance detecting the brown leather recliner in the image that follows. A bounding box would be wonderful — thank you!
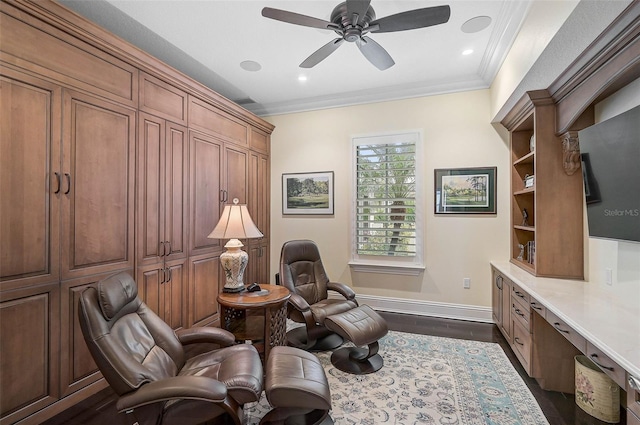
[279,240,358,351]
[78,272,263,425]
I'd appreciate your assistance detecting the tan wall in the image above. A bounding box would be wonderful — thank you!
[265,89,509,310]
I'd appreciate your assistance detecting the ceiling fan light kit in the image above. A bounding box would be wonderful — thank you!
[262,0,451,70]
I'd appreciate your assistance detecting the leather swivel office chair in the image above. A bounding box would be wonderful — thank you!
[279,240,358,351]
[78,272,263,425]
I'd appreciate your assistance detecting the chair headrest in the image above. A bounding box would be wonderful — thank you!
[97,272,138,320]
[281,239,321,265]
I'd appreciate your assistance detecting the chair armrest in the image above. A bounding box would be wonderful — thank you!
[287,293,311,312]
[116,376,227,412]
[175,327,236,347]
[327,281,357,302]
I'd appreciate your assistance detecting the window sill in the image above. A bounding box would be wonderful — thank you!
[348,262,425,276]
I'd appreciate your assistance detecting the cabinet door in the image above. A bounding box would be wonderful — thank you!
[0,74,61,290]
[137,260,187,330]
[188,254,221,327]
[60,275,107,397]
[223,144,248,205]
[0,283,60,423]
[164,122,188,261]
[137,114,188,266]
[500,278,512,340]
[61,90,136,280]
[249,151,269,240]
[137,112,166,265]
[246,241,269,286]
[189,131,223,255]
[491,272,503,325]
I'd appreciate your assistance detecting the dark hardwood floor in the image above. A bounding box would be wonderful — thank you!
[42,312,624,425]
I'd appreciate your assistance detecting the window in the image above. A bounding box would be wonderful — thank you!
[351,131,423,274]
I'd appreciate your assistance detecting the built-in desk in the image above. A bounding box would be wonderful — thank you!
[491,261,640,423]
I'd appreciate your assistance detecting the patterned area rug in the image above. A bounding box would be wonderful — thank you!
[244,331,549,425]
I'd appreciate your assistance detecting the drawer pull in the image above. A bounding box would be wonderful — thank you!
[630,375,640,391]
[531,302,542,311]
[589,354,614,371]
[514,337,524,346]
[514,290,525,298]
[514,307,524,317]
[553,322,569,334]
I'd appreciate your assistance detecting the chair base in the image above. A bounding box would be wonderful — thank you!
[330,346,384,375]
[259,408,333,425]
[286,326,343,351]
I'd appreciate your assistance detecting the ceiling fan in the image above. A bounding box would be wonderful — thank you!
[262,0,451,71]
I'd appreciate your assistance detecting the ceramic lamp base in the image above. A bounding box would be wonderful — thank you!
[220,240,248,293]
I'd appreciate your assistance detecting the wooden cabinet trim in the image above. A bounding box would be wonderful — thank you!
[1,2,138,106]
[139,72,188,124]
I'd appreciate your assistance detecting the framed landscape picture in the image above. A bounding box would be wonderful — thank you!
[434,167,496,214]
[282,171,334,215]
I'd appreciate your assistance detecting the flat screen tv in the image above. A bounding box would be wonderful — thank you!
[578,104,640,243]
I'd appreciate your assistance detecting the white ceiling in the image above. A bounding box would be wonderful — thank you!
[60,0,532,116]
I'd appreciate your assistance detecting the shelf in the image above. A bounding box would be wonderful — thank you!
[513,187,535,196]
[514,151,535,166]
[510,258,535,274]
[514,225,535,232]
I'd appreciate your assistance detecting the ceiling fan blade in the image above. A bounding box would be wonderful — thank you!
[356,36,394,70]
[346,0,371,26]
[300,38,345,68]
[262,7,337,30]
[370,5,451,33]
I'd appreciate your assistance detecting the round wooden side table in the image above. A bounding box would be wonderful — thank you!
[217,284,290,363]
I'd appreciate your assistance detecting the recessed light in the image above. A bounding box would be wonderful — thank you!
[462,49,474,56]
[461,16,492,34]
[240,60,262,72]
[298,75,308,82]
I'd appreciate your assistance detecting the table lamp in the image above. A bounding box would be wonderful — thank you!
[208,198,263,292]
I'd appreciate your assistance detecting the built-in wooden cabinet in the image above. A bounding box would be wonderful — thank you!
[0,1,273,423]
[491,270,511,342]
[502,91,584,279]
[0,72,61,291]
[188,254,223,327]
[61,90,137,281]
[0,283,60,424]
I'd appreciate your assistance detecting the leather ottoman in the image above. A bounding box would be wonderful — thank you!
[324,305,388,374]
[260,346,333,425]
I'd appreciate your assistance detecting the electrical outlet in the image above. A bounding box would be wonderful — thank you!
[463,278,471,289]
[605,268,613,285]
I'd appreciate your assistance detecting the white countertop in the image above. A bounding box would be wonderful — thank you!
[491,260,640,380]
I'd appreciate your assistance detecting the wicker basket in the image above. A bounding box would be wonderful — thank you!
[575,355,620,423]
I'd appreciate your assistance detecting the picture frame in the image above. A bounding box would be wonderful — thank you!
[434,167,497,214]
[282,171,334,215]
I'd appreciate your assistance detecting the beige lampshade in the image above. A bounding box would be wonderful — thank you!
[207,199,263,240]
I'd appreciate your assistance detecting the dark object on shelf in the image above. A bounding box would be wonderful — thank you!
[246,282,262,292]
[522,208,529,226]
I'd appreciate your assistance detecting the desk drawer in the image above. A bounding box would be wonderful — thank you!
[529,297,545,317]
[512,319,532,373]
[585,342,625,388]
[511,283,530,306]
[511,299,530,331]
[629,374,640,421]
[546,310,586,353]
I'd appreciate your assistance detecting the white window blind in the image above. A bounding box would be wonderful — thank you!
[354,135,418,258]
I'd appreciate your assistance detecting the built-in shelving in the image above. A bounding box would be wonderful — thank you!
[503,91,584,279]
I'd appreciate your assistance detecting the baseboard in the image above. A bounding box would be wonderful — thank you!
[331,293,493,323]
